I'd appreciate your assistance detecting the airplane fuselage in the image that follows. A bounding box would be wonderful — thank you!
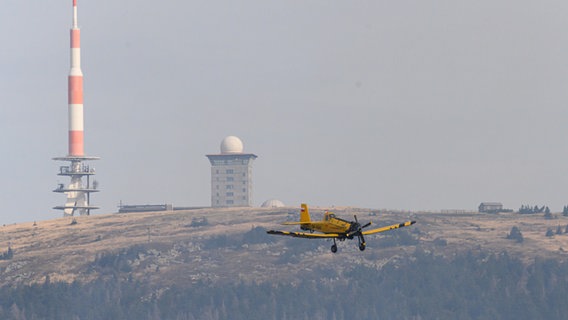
[301,215,352,236]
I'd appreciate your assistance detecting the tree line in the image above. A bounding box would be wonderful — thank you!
[1,249,568,319]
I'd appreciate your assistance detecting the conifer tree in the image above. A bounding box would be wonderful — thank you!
[507,226,524,243]
[546,228,555,237]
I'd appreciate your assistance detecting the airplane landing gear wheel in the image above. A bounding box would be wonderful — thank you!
[358,234,367,251]
[331,244,337,253]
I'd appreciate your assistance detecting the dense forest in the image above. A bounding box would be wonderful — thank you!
[1,248,568,320]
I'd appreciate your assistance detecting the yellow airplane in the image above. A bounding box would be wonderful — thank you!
[267,204,416,253]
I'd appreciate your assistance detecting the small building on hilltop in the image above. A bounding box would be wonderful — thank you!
[478,202,503,213]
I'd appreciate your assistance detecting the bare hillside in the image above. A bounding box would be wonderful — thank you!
[1,207,567,287]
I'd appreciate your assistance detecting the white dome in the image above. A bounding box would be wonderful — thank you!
[261,199,285,208]
[220,136,244,154]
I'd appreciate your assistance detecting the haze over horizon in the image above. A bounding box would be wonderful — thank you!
[2,1,568,224]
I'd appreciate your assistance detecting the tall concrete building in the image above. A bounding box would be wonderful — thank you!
[206,136,257,207]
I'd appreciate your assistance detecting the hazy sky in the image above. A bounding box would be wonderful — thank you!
[2,1,568,223]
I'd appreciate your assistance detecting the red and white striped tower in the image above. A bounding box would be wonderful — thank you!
[53,0,99,216]
[69,0,84,156]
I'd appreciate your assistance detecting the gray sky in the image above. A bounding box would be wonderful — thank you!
[2,0,568,224]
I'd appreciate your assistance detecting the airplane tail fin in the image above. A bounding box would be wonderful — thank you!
[300,203,311,223]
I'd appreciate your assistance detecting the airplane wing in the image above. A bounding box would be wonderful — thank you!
[266,230,341,239]
[362,220,416,235]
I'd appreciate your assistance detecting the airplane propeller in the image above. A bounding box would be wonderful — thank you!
[347,215,372,249]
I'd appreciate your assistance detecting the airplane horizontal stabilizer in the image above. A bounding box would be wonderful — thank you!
[281,221,313,225]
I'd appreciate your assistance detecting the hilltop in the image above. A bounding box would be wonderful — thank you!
[1,206,568,288]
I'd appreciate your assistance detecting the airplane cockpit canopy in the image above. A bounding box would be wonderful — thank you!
[324,212,336,221]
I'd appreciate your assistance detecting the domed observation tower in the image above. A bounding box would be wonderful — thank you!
[206,136,258,207]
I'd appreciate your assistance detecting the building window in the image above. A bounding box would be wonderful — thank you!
[226,200,234,205]
[226,185,234,190]
[226,192,234,197]
[226,169,234,174]
[242,188,246,192]
[227,177,234,182]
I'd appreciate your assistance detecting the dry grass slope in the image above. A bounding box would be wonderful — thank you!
[1,207,568,287]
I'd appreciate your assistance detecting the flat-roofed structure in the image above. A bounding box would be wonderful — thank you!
[478,202,503,213]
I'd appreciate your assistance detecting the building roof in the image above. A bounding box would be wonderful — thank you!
[479,202,503,206]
